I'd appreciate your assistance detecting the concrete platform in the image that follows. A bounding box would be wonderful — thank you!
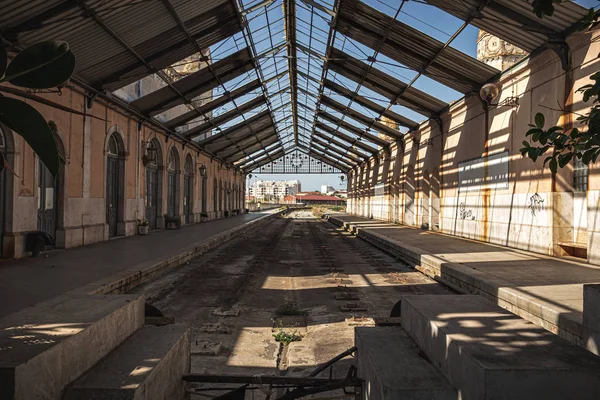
[401,295,600,400]
[63,324,190,400]
[0,294,144,400]
[327,214,600,354]
[0,210,280,318]
[355,327,456,400]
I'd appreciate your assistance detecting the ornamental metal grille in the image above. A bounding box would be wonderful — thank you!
[252,150,342,174]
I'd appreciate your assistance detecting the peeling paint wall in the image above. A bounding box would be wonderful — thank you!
[348,29,600,265]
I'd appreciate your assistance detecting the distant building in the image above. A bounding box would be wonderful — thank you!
[476,30,527,71]
[333,190,347,199]
[247,180,301,202]
[297,194,346,206]
[320,185,337,195]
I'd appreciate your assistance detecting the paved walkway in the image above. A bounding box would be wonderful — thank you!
[327,214,600,350]
[0,211,277,318]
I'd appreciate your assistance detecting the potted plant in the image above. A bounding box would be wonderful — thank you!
[164,215,181,230]
[137,218,149,235]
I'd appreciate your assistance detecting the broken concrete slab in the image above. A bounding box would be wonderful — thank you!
[340,302,368,312]
[356,327,456,400]
[0,294,144,400]
[191,340,222,356]
[401,295,600,400]
[64,324,190,400]
[212,308,240,317]
[198,322,231,334]
[335,292,360,301]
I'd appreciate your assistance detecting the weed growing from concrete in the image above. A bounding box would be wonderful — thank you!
[276,301,308,316]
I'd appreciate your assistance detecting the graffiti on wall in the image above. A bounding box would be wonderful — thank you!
[528,193,544,217]
[459,203,475,220]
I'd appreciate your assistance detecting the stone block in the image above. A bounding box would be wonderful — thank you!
[355,327,456,400]
[401,295,600,400]
[64,324,190,400]
[0,294,145,400]
[583,284,600,355]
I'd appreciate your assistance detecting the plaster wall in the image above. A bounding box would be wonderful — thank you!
[348,28,600,264]
[0,81,244,258]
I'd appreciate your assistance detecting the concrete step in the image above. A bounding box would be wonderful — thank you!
[63,324,190,400]
[0,294,144,400]
[401,295,600,400]
[355,327,456,400]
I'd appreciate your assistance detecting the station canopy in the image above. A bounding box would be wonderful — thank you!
[1,0,589,173]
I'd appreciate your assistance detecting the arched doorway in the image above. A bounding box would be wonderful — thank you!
[145,138,163,230]
[38,133,66,246]
[201,176,207,214]
[219,179,223,214]
[167,147,180,218]
[213,177,217,215]
[0,127,14,257]
[183,155,194,224]
[106,131,125,237]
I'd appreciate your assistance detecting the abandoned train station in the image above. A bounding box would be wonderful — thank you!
[1,0,600,399]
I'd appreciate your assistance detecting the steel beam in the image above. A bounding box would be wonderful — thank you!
[312,137,361,164]
[320,95,405,139]
[313,130,369,160]
[323,79,417,129]
[318,111,389,148]
[315,122,378,155]
[183,95,266,139]
[165,79,262,130]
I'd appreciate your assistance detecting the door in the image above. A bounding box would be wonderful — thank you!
[0,165,4,256]
[183,175,192,224]
[38,160,57,241]
[146,167,159,229]
[573,159,588,245]
[167,172,177,217]
[106,156,119,237]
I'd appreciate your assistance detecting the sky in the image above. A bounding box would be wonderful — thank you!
[213,0,599,192]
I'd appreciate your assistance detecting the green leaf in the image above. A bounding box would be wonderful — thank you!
[549,157,558,173]
[4,40,75,89]
[535,113,545,129]
[522,140,531,148]
[0,39,6,78]
[528,148,539,162]
[558,153,573,168]
[0,97,59,176]
[582,149,595,165]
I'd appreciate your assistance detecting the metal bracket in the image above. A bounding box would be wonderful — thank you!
[86,92,98,109]
[545,40,570,72]
[431,115,443,132]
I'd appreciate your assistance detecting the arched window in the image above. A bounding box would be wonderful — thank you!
[167,147,180,217]
[108,134,119,156]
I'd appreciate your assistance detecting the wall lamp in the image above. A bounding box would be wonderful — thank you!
[141,140,158,166]
[480,83,519,108]
[198,163,207,177]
